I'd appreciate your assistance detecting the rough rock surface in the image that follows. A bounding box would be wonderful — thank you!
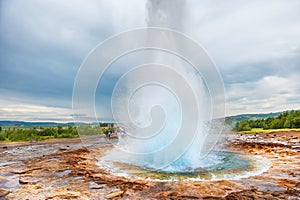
[0,133,299,199]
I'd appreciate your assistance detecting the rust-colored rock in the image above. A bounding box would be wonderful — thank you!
[0,132,299,199]
[11,167,42,174]
[0,188,10,197]
[105,190,124,199]
[45,187,81,199]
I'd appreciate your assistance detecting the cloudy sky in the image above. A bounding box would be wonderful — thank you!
[0,0,300,122]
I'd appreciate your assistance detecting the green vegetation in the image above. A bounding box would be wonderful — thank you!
[227,112,282,123]
[0,125,104,142]
[76,125,110,137]
[235,128,300,134]
[234,110,300,132]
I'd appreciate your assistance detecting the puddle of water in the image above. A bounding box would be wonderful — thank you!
[20,176,44,183]
[55,170,72,177]
[0,161,19,167]
[53,176,75,187]
[0,172,20,190]
[89,181,105,189]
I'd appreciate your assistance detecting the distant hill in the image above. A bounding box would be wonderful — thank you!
[0,110,297,127]
[226,111,284,123]
[0,121,78,127]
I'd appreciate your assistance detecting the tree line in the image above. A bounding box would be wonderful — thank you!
[234,110,300,132]
[0,125,104,142]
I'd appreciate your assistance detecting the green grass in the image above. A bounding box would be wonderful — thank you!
[236,128,300,134]
[0,125,103,143]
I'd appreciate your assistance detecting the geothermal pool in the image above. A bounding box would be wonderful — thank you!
[98,150,271,181]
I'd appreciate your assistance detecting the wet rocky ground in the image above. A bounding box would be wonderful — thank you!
[0,132,299,199]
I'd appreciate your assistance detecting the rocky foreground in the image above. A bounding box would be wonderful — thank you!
[0,132,299,200]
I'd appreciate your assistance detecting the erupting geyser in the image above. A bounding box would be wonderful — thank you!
[72,0,272,180]
[100,0,225,172]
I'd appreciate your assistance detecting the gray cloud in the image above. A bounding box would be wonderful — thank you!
[0,0,145,111]
[226,74,300,115]
[0,0,299,121]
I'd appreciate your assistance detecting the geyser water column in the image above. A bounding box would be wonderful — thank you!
[109,64,199,170]
[72,28,225,171]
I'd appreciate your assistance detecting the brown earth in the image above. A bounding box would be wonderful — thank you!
[0,132,299,199]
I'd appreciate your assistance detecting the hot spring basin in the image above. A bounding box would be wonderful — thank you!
[98,150,271,181]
